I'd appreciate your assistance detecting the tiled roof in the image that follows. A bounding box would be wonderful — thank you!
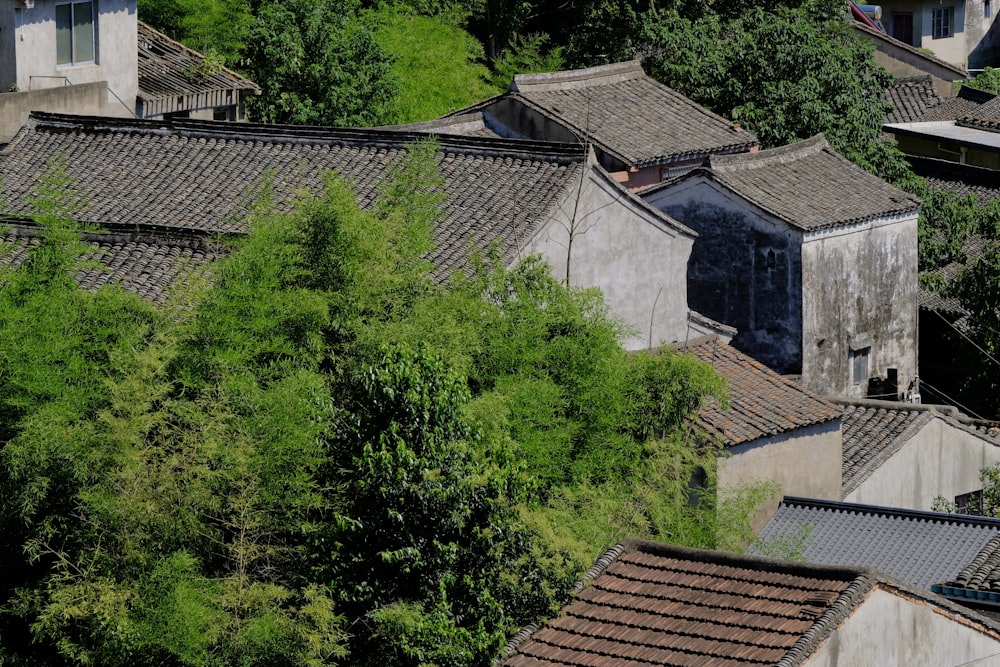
[137,21,260,102]
[504,61,757,167]
[0,112,587,283]
[958,95,1000,133]
[380,113,505,139]
[0,228,218,304]
[910,86,996,122]
[839,400,935,494]
[497,539,895,667]
[650,135,920,231]
[753,497,1000,590]
[910,156,1000,206]
[680,337,840,447]
[886,76,943,123]
[946,535,1000,592]
[839,398,1000,494]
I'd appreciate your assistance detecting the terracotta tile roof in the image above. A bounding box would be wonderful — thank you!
[0,228,218,304]
[755,497,1000,590]
[886,76,943,123]
[0,112,587,283]
[679,337,840,447]
[498,539,880,667]
[650,135,920,231]
[505,60,757,168]
[839,400,935,494]
[137,21,260,102]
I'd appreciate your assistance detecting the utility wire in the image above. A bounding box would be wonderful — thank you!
[918,378,987,420]
[932,308,1000,370]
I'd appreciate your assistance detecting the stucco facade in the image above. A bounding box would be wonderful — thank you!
[642,142,920,399]
[801,215,919,399]
[845,415,1000,509]
[804,586,1000,666]
[718,420,843,532]
[523,165,696,350]
[0,0,136,114]
[878,0,1000,68]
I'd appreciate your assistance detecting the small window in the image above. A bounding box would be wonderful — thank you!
[932,6,954,39]
[956,490,984,515]
[766,249,776,269]
[850,347,870,386]
[56,1,95,65]
[987,0,992,19]
[213,106,235,122]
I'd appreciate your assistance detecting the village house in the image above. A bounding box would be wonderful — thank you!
[641,134,921,400]
[0,111,724,350]
[870,0,1000,68]
[854,22,967,99]
[839,398,1000,509]
[496,537,1000,666]
[442,60,759,190]
[0,0,258,143]
[679,336,842,531]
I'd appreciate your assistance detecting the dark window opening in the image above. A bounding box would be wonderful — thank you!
[956,490,984,515]
[766,249,776,269]
[933,6,955,39]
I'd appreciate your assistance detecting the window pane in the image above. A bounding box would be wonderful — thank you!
[73,2,94,63]
[56,4,72,64]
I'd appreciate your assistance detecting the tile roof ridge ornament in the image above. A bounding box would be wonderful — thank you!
[510,60,645,92]
[708,133,829,172]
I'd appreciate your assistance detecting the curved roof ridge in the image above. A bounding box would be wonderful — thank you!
[511,60,644,92]
[709,134,828,172]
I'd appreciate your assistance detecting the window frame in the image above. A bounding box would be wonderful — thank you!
[55,0,96,67]
[932,6,954,39]
[850,346,870,386]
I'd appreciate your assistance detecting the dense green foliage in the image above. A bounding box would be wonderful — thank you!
[0,146,742,665]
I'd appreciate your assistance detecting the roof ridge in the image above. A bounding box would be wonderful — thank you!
[781,496,1000,529]
[26,112,589,163]
[709,134,829,172]
[511,60,644,92]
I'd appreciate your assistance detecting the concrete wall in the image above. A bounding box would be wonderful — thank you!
[4,0,136,115]
[643,177,805,375]
[0,79,107,142]
[860,33,963,98]
[718,420,842,533]
[805,587,1000,666]
[801,215,918,399]
[523,165,695,350]
[845,417,1000,509]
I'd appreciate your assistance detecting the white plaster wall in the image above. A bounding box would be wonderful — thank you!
[918,3,969,67]
[805,587,1000,667]
[801,214,918,399]
[523,166,695,351]
[12,0,136,115]
[718,420,842,532]
[846,418,1000,509]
